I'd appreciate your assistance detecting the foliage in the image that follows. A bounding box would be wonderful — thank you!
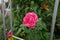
[0,0,60,40]
[12,0,55,40]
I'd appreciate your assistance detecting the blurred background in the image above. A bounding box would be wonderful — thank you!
[0,0,60,40]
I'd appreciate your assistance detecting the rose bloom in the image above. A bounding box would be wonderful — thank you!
[7,31,13,38]
[23,12,38,28]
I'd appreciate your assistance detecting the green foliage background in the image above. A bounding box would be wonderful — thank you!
[12,0,55,40]
[0,0,60,40]
[12,0,60,40]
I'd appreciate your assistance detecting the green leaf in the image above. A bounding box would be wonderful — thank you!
[31,1,34,6]
[24,7,29,13]
[15,28,22,36]
[36,18,47,31]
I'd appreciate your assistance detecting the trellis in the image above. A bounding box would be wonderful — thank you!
[1,0,59,40]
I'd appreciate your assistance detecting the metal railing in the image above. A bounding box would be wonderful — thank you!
[50,0,59,40]
[1,0,60,40]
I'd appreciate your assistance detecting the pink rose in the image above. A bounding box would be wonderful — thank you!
[7,31,13,38]
[23,12,38,28]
